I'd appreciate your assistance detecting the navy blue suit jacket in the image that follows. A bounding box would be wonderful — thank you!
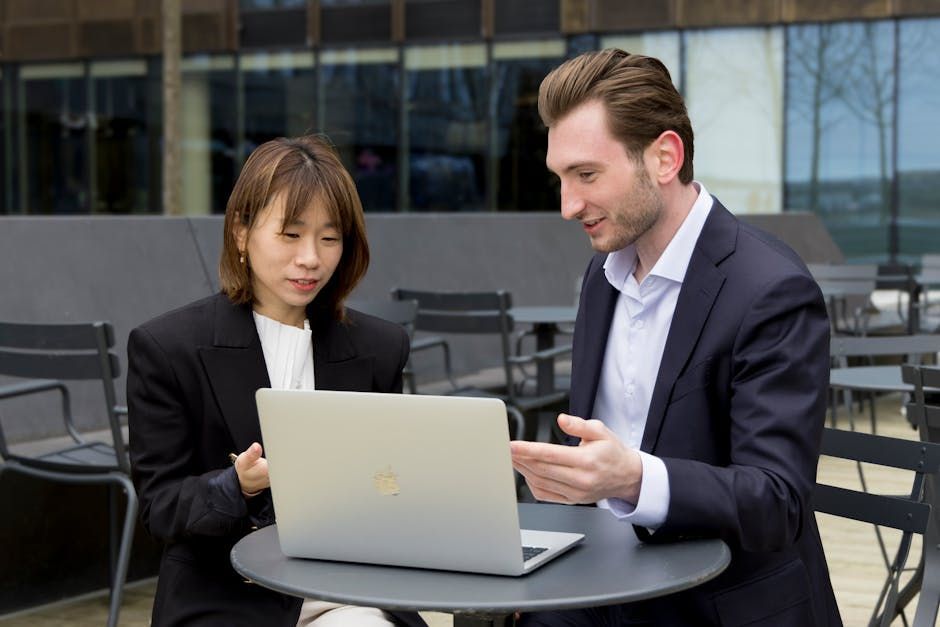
[569,201,842,626]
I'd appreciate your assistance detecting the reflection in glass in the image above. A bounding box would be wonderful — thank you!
[318,48,399,211]
[242,51,316,155]
[182,55,238,215]
[20,63,88,214]
[492,40,564,211]
[685,28,783,214]
[786,21,895,261]
[898,19,940,259]
[405,44,487,211]
[0,67,9,212]
[91,60,159,214]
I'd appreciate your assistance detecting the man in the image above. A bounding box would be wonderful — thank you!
[510,49,841,626]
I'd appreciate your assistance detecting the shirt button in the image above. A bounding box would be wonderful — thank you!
[633,320,644,329]
[627,384,635,394]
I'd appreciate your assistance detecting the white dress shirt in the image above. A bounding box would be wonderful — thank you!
[252,312,316,391]
[594,182,713,528]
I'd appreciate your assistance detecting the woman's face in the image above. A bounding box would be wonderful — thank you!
[236,194,343,327]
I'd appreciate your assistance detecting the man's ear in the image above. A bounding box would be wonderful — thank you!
[649,130,685,185]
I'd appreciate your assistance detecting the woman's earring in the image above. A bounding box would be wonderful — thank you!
[239,252,246,264]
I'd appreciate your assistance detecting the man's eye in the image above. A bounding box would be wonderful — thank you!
[579,171,596,181]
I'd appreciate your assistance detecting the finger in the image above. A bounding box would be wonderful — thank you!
[237,442,263,469]
[557,414,610,441]
[510,440,582,467]
[513,457,591,495]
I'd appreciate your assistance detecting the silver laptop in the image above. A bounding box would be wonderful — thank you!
[255,388,584,576]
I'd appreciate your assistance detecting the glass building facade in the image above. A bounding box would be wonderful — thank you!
[1,3,939,263]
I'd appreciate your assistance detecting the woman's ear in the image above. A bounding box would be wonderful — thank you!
[234,220,248,255]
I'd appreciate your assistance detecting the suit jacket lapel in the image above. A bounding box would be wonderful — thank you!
[312,315,373,392]
[198,294,270,452]
[640,201,736,452]
[570,255,618,420]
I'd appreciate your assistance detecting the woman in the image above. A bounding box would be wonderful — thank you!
[127,135,425,627]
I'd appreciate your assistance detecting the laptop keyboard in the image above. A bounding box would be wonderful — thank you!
[522,545,549,561]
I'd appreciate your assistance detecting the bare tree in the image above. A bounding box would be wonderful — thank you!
[787,23,857,212]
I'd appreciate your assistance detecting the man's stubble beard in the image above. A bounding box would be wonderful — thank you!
[592,168,665,254]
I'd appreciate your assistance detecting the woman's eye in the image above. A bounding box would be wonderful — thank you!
[281,232,300,239]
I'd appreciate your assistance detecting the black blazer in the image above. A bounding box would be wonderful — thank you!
[569,202,842,626]
[127,292,425,627]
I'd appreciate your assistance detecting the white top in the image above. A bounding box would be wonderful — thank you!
[594,182,713,529]
[252,312,316,391]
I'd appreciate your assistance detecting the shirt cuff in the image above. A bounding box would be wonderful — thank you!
[601,451,670,530]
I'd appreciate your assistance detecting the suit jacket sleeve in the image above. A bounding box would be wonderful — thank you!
[128,326,254,544]
[638,271,829,553]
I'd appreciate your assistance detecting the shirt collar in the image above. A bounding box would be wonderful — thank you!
[603,182,713,289]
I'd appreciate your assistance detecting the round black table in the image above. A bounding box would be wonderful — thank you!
[231,503,730,625]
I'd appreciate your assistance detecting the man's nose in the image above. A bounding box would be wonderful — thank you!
[560,183,584,221]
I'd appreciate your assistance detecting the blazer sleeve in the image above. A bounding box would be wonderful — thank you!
[127,326,257,544]
[639,271,830,553]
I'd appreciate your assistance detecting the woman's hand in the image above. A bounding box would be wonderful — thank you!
[234,442,269,497]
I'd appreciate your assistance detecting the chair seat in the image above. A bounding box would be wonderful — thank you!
[9,441,121,474]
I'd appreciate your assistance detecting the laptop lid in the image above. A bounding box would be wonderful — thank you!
[255,388,583,576]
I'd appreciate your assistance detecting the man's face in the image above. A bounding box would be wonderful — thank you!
[546,100,664,253]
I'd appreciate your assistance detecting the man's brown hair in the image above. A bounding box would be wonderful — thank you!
[219,135,369,321]
[538,48,694,184]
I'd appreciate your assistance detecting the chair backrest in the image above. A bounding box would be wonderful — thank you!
[830,334,940,366]
[901,364,940,627]
[348,300,418,331]
[903,364,940,449]
[0,321,126,465]
[808,262,880,282]
[814,426,940,626]
[391,288,515,388]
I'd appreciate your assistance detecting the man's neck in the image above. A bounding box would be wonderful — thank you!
[633,183,700,283]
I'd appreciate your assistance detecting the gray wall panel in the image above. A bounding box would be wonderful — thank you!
[1,211,839,443]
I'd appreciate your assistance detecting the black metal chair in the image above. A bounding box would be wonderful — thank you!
[898,364,940,626]
[814,425,940,627]
[391,288,571,441]
[808,263,880,335]
[0,321,136,627]
[348,299,427,394]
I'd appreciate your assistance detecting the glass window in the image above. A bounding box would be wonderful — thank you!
[0,66,9,213]
[182,55,238,215]
[240,0,306,9]
[405,43,487,211]
[600,32,681,89]
[898,18,940,261]
[19,63,88,214]
[242,51,316,154]
[318,48,399,212]
[90,60,159,214]
[785,21,896,262]
[491,39,564,211]
[685,27,784,215]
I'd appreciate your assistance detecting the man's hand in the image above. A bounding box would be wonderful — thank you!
[234,442,269,497]
[510,414,643,505]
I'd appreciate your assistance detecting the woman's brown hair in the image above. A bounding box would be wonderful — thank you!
[538,48,694,184]
[219,135,369,321]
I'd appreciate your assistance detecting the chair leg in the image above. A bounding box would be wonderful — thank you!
[105,473,138,627]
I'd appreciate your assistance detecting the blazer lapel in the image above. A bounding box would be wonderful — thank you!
[312,315,373,392]
[570,255,618,420]
[198,295,270,452]
[640,201,736,453]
